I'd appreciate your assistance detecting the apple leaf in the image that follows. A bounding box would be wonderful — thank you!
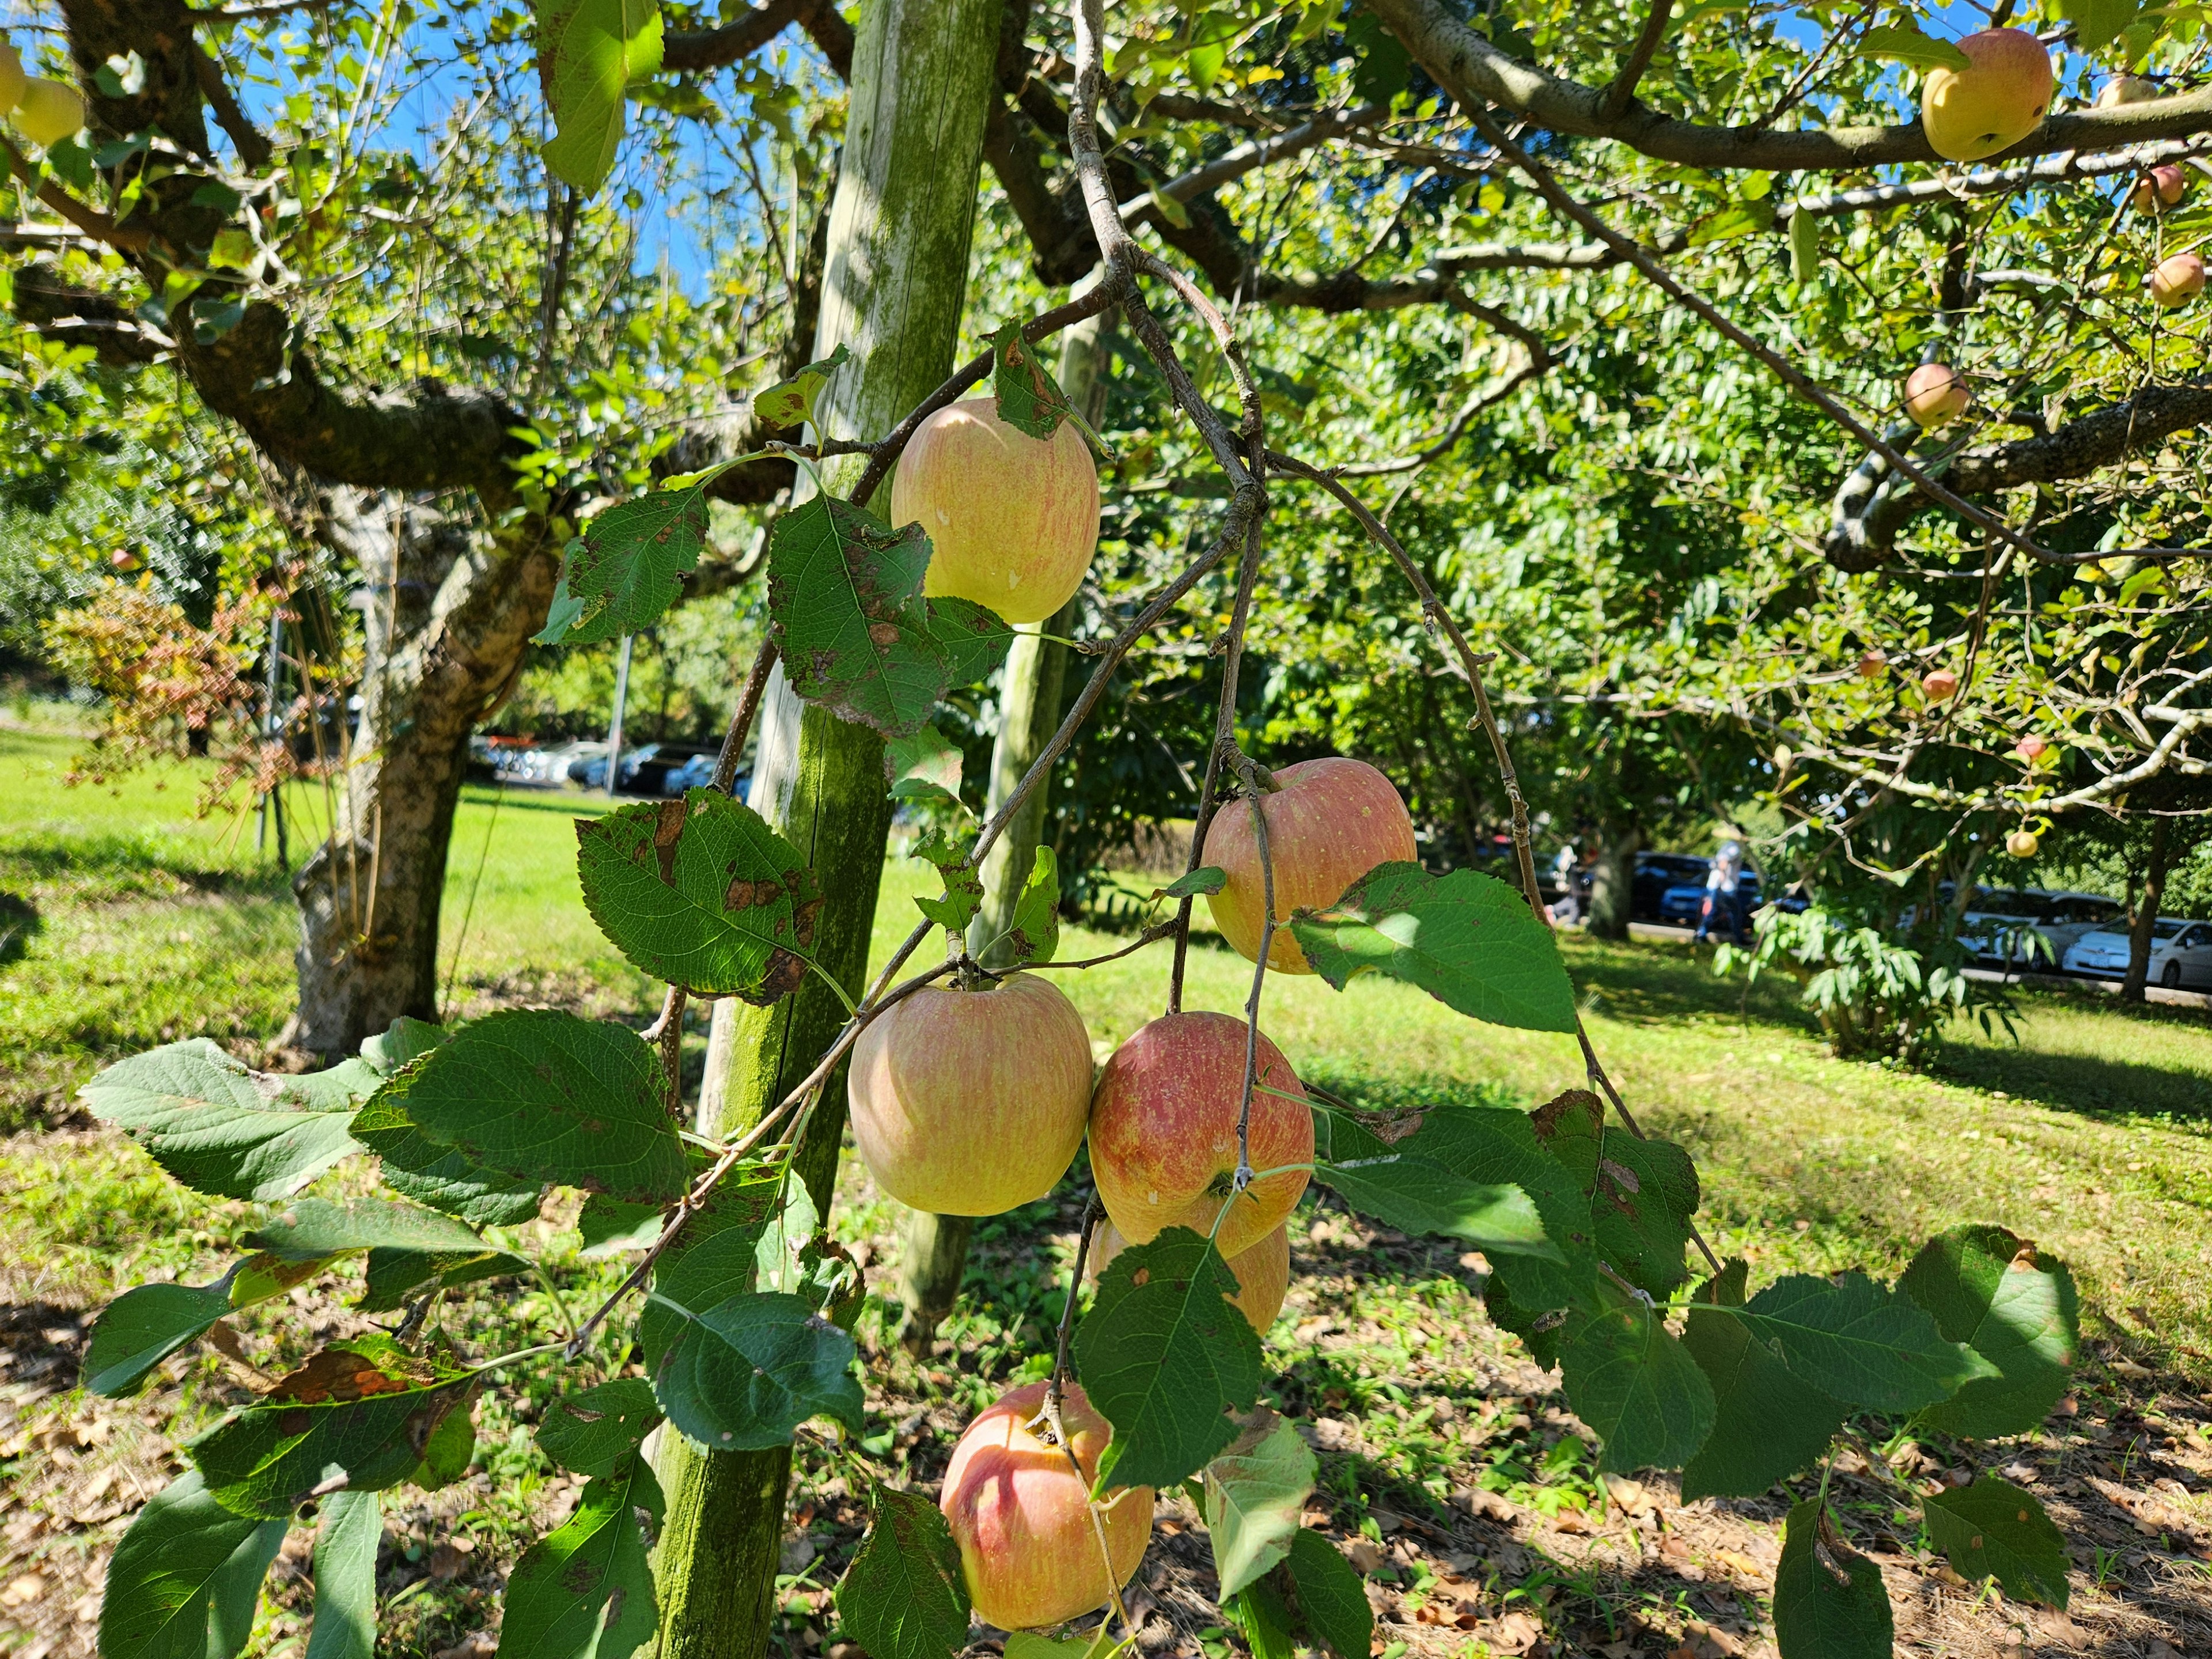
[575,790,824,1003]
[1203,1410,1316,1599]
[1772,1501,1893,1659]
[883,723,964,795]
[990,321,1074,440]
[647,1288,865,1450]
[84,1278,237,1398]
[497,1455,663,1659]
[537,1378,663,1477]
[101,1471,287,1659]
[908,824,985,934]
[1558,1277,1716,1474]
[359,1016,444,1076]
[1922,1477,2070,1607]
[1859,22,1971,70]
[535,0,662,191]
[578,1194,666,1257]
[1156,865,1228,900]
[535,472,717,647]
[833,1487,971,1659]
[1898,1224,2078,1438]
[79,1039,365,1201]
[1001,844,1060,965]
[1529,1089,1700,1297]
[754,342,850,430]
[352,1010,688,1218]
[2056,0,2138,53]
[1073,1227,1263,1492]
[1282,1529,1373,1659]
[1231,1575,1296,1659]
[926,595,1016,689]
[1679,1262,1849,1501]
[1289,863,1578,1033]
[303,1491,380,1659]
[1726,1271,1997,1412]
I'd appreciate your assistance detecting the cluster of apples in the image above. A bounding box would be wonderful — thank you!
[1915,36,2203,309]
[0,44,84,149]
[849,758,1418,1627]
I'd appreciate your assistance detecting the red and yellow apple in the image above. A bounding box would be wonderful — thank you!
[2131,165,2188,213]
[1201,756,1418,975]
[1903,362,1970,429]
[2096,74,2159,108]
[2006,828,2041,859]
[1089,1217,1290,1336]
[1857,650,1887,679]
[889,396,1099,626]
[13,77,82,147]
[2152,252,2205,309]
[1922,668,1960,701]
[939,1380,1152,1630]
[846,973,1092,1216]
[1920,29,2052,163]
[1087,1011,1312,1260]
[2013,734,2049,762]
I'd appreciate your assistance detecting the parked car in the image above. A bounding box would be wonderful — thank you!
[2063,918,2212,988]
[569,741,715,795]
[1957,887,2057,969]
[1633,853,1711,922]
[1962,889,2125,971]
[666,752,750,797]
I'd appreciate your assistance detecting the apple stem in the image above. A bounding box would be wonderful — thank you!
[1043,1194,1105,1422]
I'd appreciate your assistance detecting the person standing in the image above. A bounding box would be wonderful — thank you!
[1696,834,1748,945]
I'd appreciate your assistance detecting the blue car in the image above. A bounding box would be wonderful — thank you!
[668,752,749,797]
[1658,872,1808,928]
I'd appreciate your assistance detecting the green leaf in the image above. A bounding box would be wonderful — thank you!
[765,495,953,738]
[1529,1090,1699,1297]
[1155,866,1228,899]
[1730,1272,1996,1412]
[1679,1262,1849,1501]
[1072,1227,1264,1491]
[360,1243,527,1313]
[1289,863,1578,1034]
[248,1195,505,1260]
[206,1512,286,1659]
[1203,1410,1316,1599]
[99,1471,286,1659]
[1687,200,1775,245]
[639,1169,787,1369]
[1344,7,1412,104]
[497,1457,663,1659]
[359,1017,443,1077]
[538,1378,664,1477]
[187,1336,476,1517]
[84,1279,236,1397]
[884,723,963,797]
[1859,22,1971,69]
[753,343,849,430]
[578,1194,666,1257]
[575,792,823,1003]
[832,1486,971,1659]
[1282,1529,1372,1659]
[1898,1225,2078,1438]
[2056,0,2138,52]
[1772,1500,1893,1659]
[1558,1278,1716,1474]
[909,827,985,934]
[303,1491,380,1659]
[416,1402,476,1490]
[1231,1574,1296,1659]
[535,0,662,191]
[927,597,1017,690]
[535,480,711,647]
[1789,206,1820,284]
[1315,1139,1552,1257]
[1921,1477,2069,1607]
[647,1289,864,1450]
[353,1010,687,1218]
[989,321,1074,440]
[81,1039,362,1201]
[1002,844,1060,965]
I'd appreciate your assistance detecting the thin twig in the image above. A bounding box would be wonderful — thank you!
[1018,921,1179,971]
[1599,0,1674,121]
[1224,749,1278,1196]
[711,637,778,793]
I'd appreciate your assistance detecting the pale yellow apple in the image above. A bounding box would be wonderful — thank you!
[1921,30,2052,163]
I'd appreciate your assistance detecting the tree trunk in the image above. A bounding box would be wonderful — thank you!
[653,5,1001,1652]
[287,484,555,1055]
[892,303,1109,1354]
[1586,819,1638,940]
[2121,816,2173,1003]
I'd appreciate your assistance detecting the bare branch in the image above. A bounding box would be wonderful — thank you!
[1598,0,1673,123]
[662,0,851,76]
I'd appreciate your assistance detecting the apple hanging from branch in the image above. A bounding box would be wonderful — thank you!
[846,974,1093,1216]
[1902,362,1969,429]
[890,396,1100,625]
[2130,165,2188,214]
[1919,29,2053,164]
[1202,756,1418,975]
[1922,668,1960,702]
[2151,252,2206,309]
[1088,1011,1313,1260]
[939,1380,1153,1629]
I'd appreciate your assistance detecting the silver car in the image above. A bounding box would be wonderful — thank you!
[2063,918,2212,988]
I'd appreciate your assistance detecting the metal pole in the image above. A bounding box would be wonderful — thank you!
[605,634,634,797]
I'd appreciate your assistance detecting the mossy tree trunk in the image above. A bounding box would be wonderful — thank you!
[651,2,1002,1650]
[893,304,1112,1354]
[1585,817,1638,941]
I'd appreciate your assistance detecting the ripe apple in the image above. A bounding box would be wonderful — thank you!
[13,77,82,147]
[0,44,24,116]
[2151,252,2205,309]
[1089,1217,1290,1336]
[2131,165,2188,213]
[1903,362,1969,429]
[2006,828,2041,859]
[1922,668,1960,701]
[1857,650,1888,679]
[2096,74,2159,108]
[1201,756,1418,975]
[1920,29,2053,163]
[940,1380,1152,1630]
[1088,1011,1313,1261]
[2014,735,2049,762]
[846,972,1092,1216]
[889,396,1100,626]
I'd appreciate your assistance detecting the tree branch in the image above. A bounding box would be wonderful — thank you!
[662,0,851,77]
[1599,0,1673,123]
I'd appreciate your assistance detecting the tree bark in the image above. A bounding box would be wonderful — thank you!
[892,301,1109,1354]
[1586,818,1639,940]
[285,484,556,1054]
[653,3,1001,1652]
[2121,816,2173,1003]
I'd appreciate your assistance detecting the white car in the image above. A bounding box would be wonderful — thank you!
[2063,918,2212,988]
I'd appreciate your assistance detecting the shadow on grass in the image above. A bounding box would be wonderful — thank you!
[0,828,294,899]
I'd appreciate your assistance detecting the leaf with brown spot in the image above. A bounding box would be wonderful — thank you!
[576,790,821,1003]
[498,1453,662,1659]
